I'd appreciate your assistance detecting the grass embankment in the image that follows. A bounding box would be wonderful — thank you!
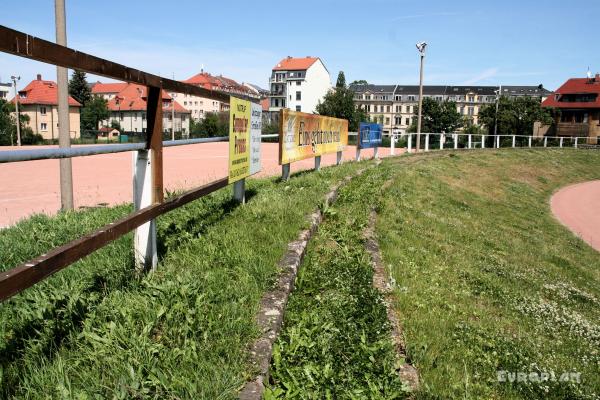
[266,164,410,398]
[0,160,366,399]
[377,149,600,399]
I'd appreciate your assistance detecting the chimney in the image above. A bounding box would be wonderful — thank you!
[596,73,600,82]
[37,74,42,81]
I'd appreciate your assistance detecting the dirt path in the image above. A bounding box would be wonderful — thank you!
[0,143,394,227]
[550,180,600,252]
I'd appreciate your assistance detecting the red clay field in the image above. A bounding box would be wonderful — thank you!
[0,142,393,227]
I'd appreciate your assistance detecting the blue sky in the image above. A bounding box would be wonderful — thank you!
[1,0,598,91]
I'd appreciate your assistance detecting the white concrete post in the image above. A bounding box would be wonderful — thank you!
[336,150,343,165]
[408,134,412,153]
[315,155,321,171]
[575,137,578,148]
[496,135,500,148]
[133,150,157,272]
[512,135,516,148]
[453,134,458,149]
[482,135,485,149]
[355,147,361,161]
[374,146,379,159]
[425,133,430,151]
[544,137,547,148]
[390,134,395,156]
[560,137,563,148]
[528,137,532,148]
[282,163,290,180]
[468,134,472,149]
[233,179,245,203]
[440,134,444,150]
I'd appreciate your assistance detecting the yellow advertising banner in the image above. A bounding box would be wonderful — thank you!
[228,96,251,183]
[278,109,348,165]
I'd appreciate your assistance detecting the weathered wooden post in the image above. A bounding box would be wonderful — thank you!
[336,150,343,165]
[282,163,290,180]
[233,179,245,203]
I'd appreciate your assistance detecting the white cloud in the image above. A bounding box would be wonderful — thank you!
[461,68,499,85]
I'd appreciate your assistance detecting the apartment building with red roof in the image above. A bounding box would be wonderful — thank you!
[181,70,258,120]
[12,74,81,140]
[268,56,331,120]
[91,82,190,135]
[542,74,600,140]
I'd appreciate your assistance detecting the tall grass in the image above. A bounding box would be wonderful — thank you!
[0,161,366,398]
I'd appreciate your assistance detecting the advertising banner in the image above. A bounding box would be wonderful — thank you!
[250,102,262,175]
[228,97,251,184]
[358,122,383,149]
[279,109,348,165]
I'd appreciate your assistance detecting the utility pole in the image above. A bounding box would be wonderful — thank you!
[171,73,176,141]
[55,0,74,211]
[494,84,502,137]
[416,42,427,152]
[10,75,21,146]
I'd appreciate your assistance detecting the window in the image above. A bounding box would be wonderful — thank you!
[386,105,390,112]
[395,116,401,125]
[395,95,401,101]
[460,107,465,115]
[385,117,390,125]
[468,106,474,116]
[120,113,124,121]
[408,95,415,101]
[40,122,47,131]
[134,113,137,121]
[184,101,187,106]
[40,106,47,115]
[296,91,301,101]
[405,118,410,125]
[142,113,146,120]
[395,106,401,112]
[296,81,301,86]
[296,105,301,112]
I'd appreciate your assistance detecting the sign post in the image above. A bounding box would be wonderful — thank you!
[229,97,257,203]
[358,122,382,160]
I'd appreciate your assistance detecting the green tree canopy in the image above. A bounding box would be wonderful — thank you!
[68,70,92,106]
[190,112,229,138]
[0,99,42,145]
[408,98,463,133]
[478,96,553,136]
[350,80,369,86]
[316,71,367,131]
[81,95,109,131]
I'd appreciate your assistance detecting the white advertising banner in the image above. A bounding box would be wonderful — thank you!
[250,102,262,175]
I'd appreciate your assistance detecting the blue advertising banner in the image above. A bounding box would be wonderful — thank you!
[358,122,382,149]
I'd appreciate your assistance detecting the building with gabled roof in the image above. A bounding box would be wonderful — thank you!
[268,56,331,120]
[11,74,81,140]
[541,74,600,139]
[92,82,190,135]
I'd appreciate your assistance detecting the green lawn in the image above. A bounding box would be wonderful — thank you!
[377,149,600,399]
[0,160,366,399]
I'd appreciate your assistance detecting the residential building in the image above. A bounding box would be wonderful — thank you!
[541,74,600,140]
[182,71,258,120]
[0,82,11,100]
[11,74,81,140]
[92,82,190,135]
[351,84,550,134]
[268,56,331,120]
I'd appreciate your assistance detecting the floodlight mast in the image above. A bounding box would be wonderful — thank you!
[416,42,427,152]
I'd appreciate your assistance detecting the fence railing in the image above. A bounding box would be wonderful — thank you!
[0,23,263,301]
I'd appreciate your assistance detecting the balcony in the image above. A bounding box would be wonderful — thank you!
[269,90,285,97]
[556,122,589,137]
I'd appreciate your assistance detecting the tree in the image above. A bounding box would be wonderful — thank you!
[81,95,109,131]
[110,120,122,131]
[316,71,367,131]
[68,70,91,106]
[0,99,42,145]
[350,80,369,86]
[408,98,463,133]
[478,96,553,136]
[189,112,229,138]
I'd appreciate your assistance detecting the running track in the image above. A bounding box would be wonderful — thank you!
[551,180,600,252]
[0,143,394,227]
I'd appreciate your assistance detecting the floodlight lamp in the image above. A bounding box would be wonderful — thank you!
[416,42,427,53]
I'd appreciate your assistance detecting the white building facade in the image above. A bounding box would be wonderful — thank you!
[268,57,331,119]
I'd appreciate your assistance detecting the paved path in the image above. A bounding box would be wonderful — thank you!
[0,143,396,227]
[551,180,600,252]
